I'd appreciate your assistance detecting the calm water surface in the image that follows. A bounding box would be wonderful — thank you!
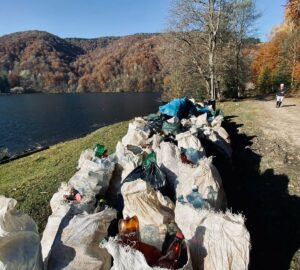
[0,92,161,155]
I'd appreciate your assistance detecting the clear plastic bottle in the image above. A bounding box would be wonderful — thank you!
[186,185,206,209]
[207,186,218,205]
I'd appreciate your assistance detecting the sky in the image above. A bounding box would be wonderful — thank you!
[0,0,286,41]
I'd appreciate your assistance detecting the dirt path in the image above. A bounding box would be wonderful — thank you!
[257,97,300,149]
[220,98,300,270]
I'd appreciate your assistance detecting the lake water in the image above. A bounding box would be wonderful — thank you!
[0,92,161,155]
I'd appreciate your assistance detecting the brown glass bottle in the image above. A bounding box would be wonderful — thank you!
[156,231,184,269]
[118,215,162,266]
[118,215,140,244]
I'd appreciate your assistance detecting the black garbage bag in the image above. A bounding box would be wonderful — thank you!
[122,162,167,190]
[122,152,167,190]
[144,119,163,135]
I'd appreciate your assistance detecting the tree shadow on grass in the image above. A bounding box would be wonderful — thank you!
[209,115,300,270]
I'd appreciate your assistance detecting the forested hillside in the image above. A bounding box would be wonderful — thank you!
[252,0,300,93]
[0,31,163,93]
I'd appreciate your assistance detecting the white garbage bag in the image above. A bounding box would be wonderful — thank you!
[121,179,175,249]
[122,122,149,147]
[69,156,115,196]
[201,127,232,158]
[133,117,147,129]
[0,196,43,270]
[175,204,250,270]
[147,133,163,151]
[41,205,72,264]
[176,128,203,151]
[115,141,144,181]
[77,149,94,170]
[191,113,208,128]
[102,237,193,270]
[211,115,223,128]
[44,208,117,270]
[176,157,226,210]
[155,142,181,191]
[49,182,95,214]
[212,126,230,144]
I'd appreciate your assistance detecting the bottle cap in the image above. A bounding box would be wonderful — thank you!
[192,185,198,191]
[176,231,184,239]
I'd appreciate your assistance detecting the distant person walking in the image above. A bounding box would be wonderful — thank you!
[276,83,286,108]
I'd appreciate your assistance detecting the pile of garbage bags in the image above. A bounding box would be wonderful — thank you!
[0,97,250,270]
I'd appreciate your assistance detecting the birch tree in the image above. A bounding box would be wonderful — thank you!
[168,0,229,99]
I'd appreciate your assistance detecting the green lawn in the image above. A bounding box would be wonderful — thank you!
[0,121,129,232]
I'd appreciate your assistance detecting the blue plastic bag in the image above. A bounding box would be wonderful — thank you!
[159,97,196,119]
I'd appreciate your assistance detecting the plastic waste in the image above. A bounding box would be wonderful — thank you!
[122,122,149,147]
[162,121,182,135]
[94,143,108,158]
[186,186,209,209]
[180,152,194,165]
[0,196,43,270]
[175,204,250,270]
[143,151,156,168]
[183,148,203,164]
[122,180,175,249]
[63,187,82,202]
[122,153,167,190]
[176,157,227,210]
[43,209,116,270]
[159,97,196,119]
[102,237,193,270]
[156,231,184,269]
[117,215,162,267]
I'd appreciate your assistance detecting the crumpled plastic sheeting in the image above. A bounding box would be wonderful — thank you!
[121,179,175,249]
[176,157,226,210]
[122,122,149,147]
[175,204,250,270]
[115,142,144,181]
[44,209,117,270]
[0,196,43,270]
[102,237,193,270]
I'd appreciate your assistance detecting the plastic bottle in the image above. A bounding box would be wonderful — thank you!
[94,144,108,158]
[177,195,185,204]
[207,186,218,205]
[186,185,205,209]
[156,231,184,269]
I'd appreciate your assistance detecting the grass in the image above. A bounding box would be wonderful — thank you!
[0,121,129,232]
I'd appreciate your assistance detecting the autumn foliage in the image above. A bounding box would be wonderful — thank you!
[0,31,163,93]
[252,0,300,92]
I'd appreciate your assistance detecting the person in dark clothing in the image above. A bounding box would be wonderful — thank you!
[276,83,286,108]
